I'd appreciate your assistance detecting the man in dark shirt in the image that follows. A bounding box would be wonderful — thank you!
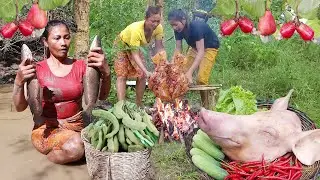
[168,9,220,107]
[174,21,220,50]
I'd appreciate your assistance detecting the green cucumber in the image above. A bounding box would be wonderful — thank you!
[190,148,221,167]
[192,155,228,180]
[193,134,225,160]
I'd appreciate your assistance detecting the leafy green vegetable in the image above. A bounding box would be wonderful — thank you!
[215,86,258,115]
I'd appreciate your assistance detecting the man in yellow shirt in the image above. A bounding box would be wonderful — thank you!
[114,6,164,106]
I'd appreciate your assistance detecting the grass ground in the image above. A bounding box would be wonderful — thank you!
[152,142,200,180]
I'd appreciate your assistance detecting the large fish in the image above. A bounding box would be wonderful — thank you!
[21,44,43,125]
[82,36,101,122]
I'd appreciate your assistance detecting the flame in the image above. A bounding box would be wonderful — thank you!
[153,97,198,141]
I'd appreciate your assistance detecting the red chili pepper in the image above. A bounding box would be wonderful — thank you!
[274,157,292,166]
[261,154,267,175]
[283,153,293,159]
[240,167,255,173]
[269,166,289,175]
[247,169,263,180]
[279,173,290,178]
[222,165,234,171]
[265,170,274,176]
[241,161,262,167]
[222,163,238,171]
[260,176,288,180]
[277,153,292,161]
[294,157,302,168]
[278,157,286,161]
[297,162,302,168]
[290,171,302,180]
[288,169,293,179]
[234,171,251,177]
[229,161,237,166]
[224,174,241,180]
[272,165,302,171]
[263,170,270,176]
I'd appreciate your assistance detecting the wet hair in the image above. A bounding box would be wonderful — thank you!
[41,20,70,58]
[168,9,189,23]
[145,6,161,18]
[41,20,70,39]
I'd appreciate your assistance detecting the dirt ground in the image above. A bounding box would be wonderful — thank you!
[0,84,90,180]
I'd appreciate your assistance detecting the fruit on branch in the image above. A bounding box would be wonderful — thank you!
[258,10,276,36]
[280,22,296,39]
[238,17,254,33]
[18,20,34,36]
[0,22,18,38]
[220,19,238,36]
[296,23,314,41]
[27,3,48,29]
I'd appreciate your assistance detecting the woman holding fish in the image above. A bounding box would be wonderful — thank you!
[113,6,164,107]
[12,20,111,164]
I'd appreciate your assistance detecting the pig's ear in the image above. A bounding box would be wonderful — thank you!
[292,129,320,166]
[270,89,294,111]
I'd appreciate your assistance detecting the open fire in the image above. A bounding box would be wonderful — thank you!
[152,98,199,141]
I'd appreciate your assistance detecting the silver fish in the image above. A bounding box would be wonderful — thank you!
[21,44,43,125]
[90,35,102,50]
[21,44,33,64]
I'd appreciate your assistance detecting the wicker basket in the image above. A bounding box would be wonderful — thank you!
[81,129,155,180]
[183,102,320,180]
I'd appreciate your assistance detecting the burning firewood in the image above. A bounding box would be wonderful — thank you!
[151,98,199,142]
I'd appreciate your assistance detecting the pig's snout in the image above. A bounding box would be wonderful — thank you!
[197,108,211,133]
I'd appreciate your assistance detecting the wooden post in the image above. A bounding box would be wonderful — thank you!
[188,85,222,109]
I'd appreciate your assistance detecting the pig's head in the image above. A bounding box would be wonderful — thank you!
[197,108,302,162]
[197,89,320,165]
[197,108,248,149]
[197,107,320,165]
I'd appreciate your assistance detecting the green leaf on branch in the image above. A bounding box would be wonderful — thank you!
[286,0,303,11]
[39,0,58,11]
[297,0,320,20]
[284,11,294,21]
[211,0,236,19]
[211,0,266,20]
[0,0,29,22]
[53,0,71,7]
[306,19,320,37]
[241,0,266,20]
